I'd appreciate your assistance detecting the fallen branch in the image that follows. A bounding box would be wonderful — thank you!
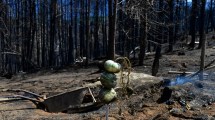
[1,52,21,56]
[204,59,215,68]
[168,71,194,74]
[205,65,215,71]
[187,64,215,78]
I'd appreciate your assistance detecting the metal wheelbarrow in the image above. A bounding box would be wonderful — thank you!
[0,87,102,113]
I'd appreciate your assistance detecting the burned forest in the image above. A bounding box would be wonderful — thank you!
[1,0,215,119]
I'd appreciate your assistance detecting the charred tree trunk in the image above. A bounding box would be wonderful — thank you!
[74,0,78,59]
[185,0,189,40]
[198,0,206,49]
[28,0,36,62]
[79,0,85,58]
[22,0,28,71]
[102,0,108,57]
[85,0,91,66]
[208,0,214,31]
[138,13,147,66]
[168,0,174,52]
[94,0,100,59]
[200,34,206,80]
[152,0,163,76]
[189,0,198,49]
[152,45,161,76]
[107,0,117,60]
[0,0,4,72]
[41,0,47,67]
[68,0,74,64]
[49,0,57,66]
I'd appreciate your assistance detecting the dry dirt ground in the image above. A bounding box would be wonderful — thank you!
[0,46,215,120]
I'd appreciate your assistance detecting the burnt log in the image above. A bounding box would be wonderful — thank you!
[1,72,13,79]
[157,87,172,103]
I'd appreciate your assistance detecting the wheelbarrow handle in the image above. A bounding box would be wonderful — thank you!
[14,95,42,103]
[0,95,42,103]
[7,89,44,99]
[0,96,22,102]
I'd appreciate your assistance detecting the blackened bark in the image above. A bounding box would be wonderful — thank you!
[74,0,78,58]
[94,0,100,59]
[108,0,117,60]
[152,0,163,76]
[189,0,198,49]
[198,0,206,49]
[68,0,74,64]
[139,14,147,66]
[152,45,161,76]
[79,0,85,58]
[85,0,91,66]
[168,0,174,52]
[49,0,57,66]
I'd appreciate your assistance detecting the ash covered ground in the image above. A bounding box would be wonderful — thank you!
[0,47,215,120]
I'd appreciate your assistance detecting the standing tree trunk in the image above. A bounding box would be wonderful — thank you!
[152,0,163,76]
[41,0,47,67]
[74,0,78,59]
[138,9,147,66]
[152,45,161,76]
[94,0,100,59]
[29,0,36,62]
[103,0,108,56]
[199,2,206,80]
[198,0,206,49]
[0,0,3,72]
[200,35,206,80]
[107,0,117,60]
[209,0,214,31]
[185,0,189,41]
[85,0,91,66]
[68,0,74,64]
[168,0,174,52]
[49,0,57,66]
[79,0,85,58]
[189,0,198,49]
[22,0,28,71]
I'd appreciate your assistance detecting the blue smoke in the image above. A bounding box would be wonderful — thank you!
[163,72,210,87]
[169,75,192,86]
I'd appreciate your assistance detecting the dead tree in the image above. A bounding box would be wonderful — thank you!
[189,0,198,49]
[168,0,174,52]
[107,0,117,60]
[138,8,147,66]
[49,0,57,66]
[93,0,100,59]
[152,0,163,76]
[85,0,91,66]
[68,0,74,64]
[199,0,207,80]
[198,0,206,49]
[79,0,85,58]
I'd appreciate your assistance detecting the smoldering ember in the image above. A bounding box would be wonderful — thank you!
[1,0,215,120]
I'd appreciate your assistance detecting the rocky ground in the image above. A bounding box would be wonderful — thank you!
[0,43,215,119]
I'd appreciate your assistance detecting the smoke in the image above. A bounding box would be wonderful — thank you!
[163,71,215,108]
[165,71,212,87]
[169,75,192,86]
